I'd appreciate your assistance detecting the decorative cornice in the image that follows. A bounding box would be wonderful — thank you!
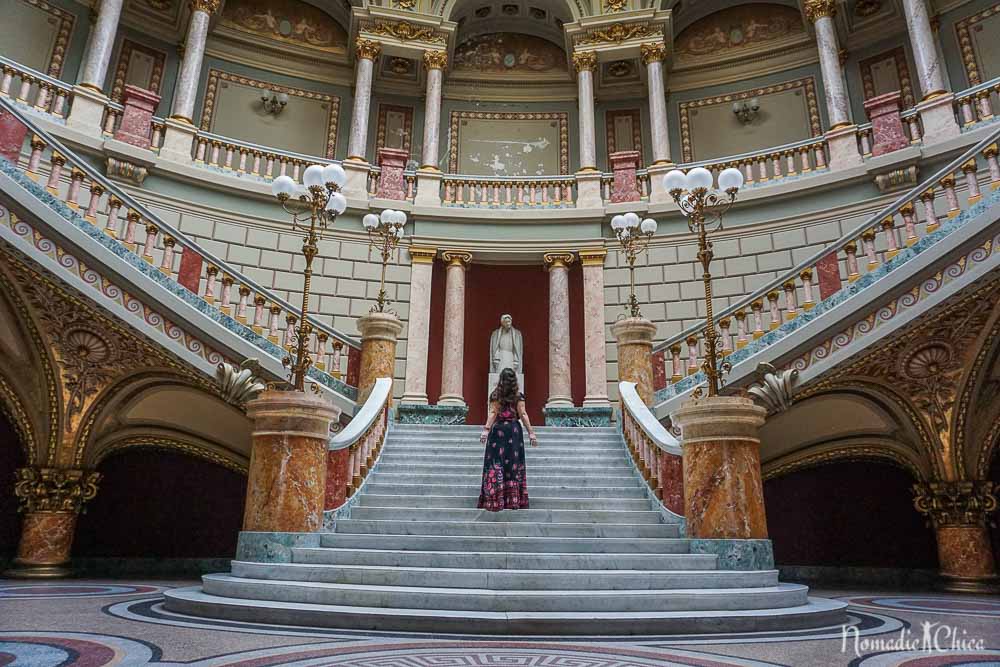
[576,23,659,46]
[408,247,438,264]
[189,0,221,15]
[640,42,667,65]
[572,51,598,73]
[913,480,997,527]
[803,0,837,23]
[14,466,100,513]
[356,38,383,61]
[364,20,445,44]
[423,50,448,70]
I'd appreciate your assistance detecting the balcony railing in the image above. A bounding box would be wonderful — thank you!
[0,56,73,119]
[954,77,1000,128]
[652,123,1000,400]
[1,96,362,396]
[441,174,576,208]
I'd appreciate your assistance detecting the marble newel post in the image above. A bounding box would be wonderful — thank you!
[544,253,575,409]
[5,468,100,578]
[573,52,603,209]
[160,0,220,162]
[438,251,472,406]
[902,0,960,141]
[242,391,340,534]
[415,51,448,206]
[400,247,438,405]
[580,249,610,410]
[804,0,862,170]
[66,0,125,132]
[356,311,403,405]
[342,39,383,196]
[671,396,773,569]
[611,317,657,405]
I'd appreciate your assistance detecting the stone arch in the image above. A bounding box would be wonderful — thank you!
[436,0,586,22]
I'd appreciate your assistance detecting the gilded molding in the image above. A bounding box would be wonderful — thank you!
[955,4,1000,86]
[423,50,448,70]
[576,23,659,46]
[640,42,667,65]
[356,38,383,61]
[605,0,628,11]
[572,51,599,73]
[13,466,100,513]
[803,0,837,23]
[762,443,926,482]
[441,250,473,267]
[95,436,248,474]
[408,247,438,264]
[189,0,221,15]
[543,252,576,269]
[578,248,608,266]
[363,20,445,44]
[913,480,997,527]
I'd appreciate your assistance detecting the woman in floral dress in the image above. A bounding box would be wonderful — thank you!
[478,368,537,511]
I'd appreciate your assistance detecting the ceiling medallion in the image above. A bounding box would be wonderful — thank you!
[64,328,112,365]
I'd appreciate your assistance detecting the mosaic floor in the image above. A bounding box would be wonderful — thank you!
[1,580,999,666]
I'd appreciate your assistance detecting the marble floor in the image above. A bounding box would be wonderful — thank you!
[0,580,998,666]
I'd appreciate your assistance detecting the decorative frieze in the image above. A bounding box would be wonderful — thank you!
[360,19,446,44]
[575,23,660,47]
[422,50,448,70]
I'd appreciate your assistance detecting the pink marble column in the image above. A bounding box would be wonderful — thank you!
[545,253,575,408]
[863,91,908,156]
[401,247,438,404]
[439,251,472,405]
[114,86,161,149]
[579,249,610,407]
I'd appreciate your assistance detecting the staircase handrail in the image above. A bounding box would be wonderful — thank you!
[654,123,1000,355]
[619,382,681,455]
[330,377,391,451]
[0,96,361,350]
[0,55,73,94]
[329,377,392,501]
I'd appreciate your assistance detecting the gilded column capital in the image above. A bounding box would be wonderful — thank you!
[543,252,576,270]
[578,248,608,266]
[356,38,383,62]
[423,50,448,70]
[441,250,473,268]
[803,0,837,22]
[408,246,438,264]
[572,51,599,74]
[913,480,997,528]
[14,467,100,514]
[188,0,220,15]
[640,42,667,65]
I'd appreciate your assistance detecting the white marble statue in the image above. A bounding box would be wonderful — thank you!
[489,314,523,373]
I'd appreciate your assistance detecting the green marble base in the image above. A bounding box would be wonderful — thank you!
[543,406,614,427]
[396,403,469,425]
[236,531,321,563]
[689,539,774,570]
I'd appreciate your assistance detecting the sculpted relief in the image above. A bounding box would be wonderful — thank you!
[452,33,567,75]
[675,4,804,62]
[221,0,347,54]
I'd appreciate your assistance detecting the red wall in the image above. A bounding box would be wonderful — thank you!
[0,413,27,559]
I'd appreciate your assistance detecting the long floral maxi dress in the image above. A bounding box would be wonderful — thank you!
[477,396,529,511]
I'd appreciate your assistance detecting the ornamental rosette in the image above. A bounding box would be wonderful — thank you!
[912,480,998,528]
[14,467,101,513]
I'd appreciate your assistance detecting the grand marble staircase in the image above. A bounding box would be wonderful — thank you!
[164,424,846,634]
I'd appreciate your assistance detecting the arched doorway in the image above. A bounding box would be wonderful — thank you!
[0,411,27,565]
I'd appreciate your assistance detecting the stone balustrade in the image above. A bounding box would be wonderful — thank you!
[954,79,1000,128]
[618,380,684,517]
[327,376,392,512]
[0,57,73,119]
[1,97,362,395]
[653,125,1000,398]
[442,175,576,208]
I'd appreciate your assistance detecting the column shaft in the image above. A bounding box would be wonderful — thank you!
[357,312,402,404]
[421,52,446,169]
[79,0,125,90]
[580,250,609,407]
[401,248,437,404]
[545,253,574,407]
[902,0,947,97]
[813,16,851,128]
[347,39,381,161]
[573,52,598,170]
[439,252,471,405]
[641,43,670,164]
[170,5,213,121]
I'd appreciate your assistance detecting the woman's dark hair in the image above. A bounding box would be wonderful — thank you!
[490,368,520,406]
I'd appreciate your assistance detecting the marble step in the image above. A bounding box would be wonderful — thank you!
[354,494,652,511]
[387,436,624,446]
[199,574,811,613]
[392,426,620,434]
[369,473,643,487]
[332,519,677,538]
[361,483,648,499]
[378,452,628,464]
[318,533,692,554]
[291,548,717,570]
[347,507,663,524]
[373,462,634,475]
[164,587,848,635]
[230,561,779,591]
[381,447,627,458]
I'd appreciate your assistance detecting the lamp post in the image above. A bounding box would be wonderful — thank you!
[270,163,348,391]
[664,165,744,397]
[610,211,658,318]
[362,208,407,313]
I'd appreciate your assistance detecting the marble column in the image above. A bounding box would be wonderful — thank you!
[672,396,769,540]
[804,0,851,129]
[640,42,671,165]
[347,39,381,161]
[243,390,339,533]
[611,317,657,405]
[78,0,125,91]
[4,468,100,578]
[420,51,447,170]
[356,311,403,404]
[544,252,575,408]
[170,0,218,123]
[913,481,998,593]
[439,251,472,406]
[902,0,947,99]
[573,52,599,171]
[580,249,610,408]
[401,247,438,405]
